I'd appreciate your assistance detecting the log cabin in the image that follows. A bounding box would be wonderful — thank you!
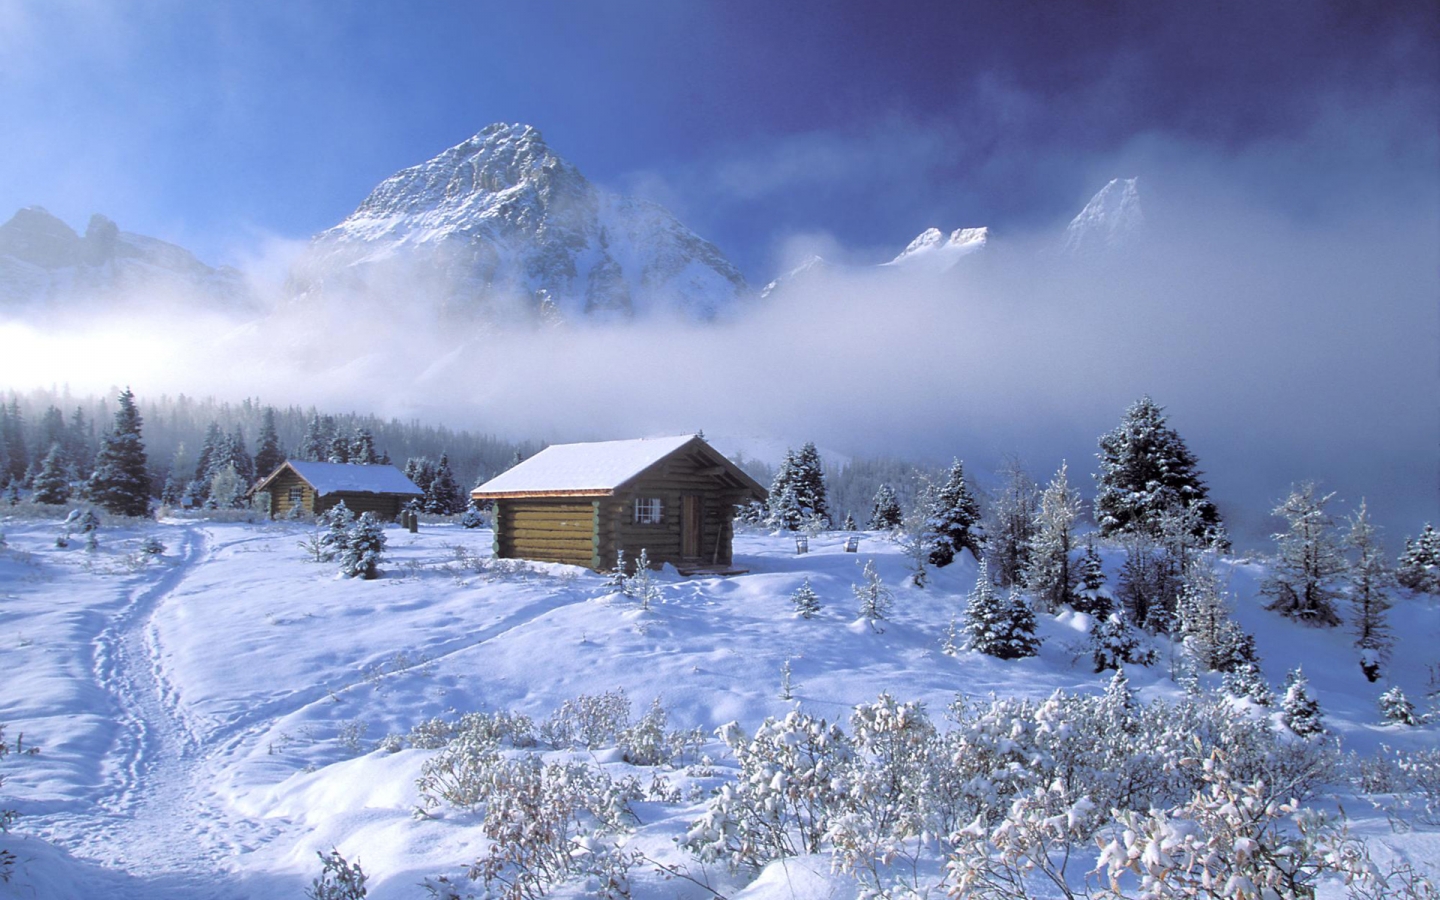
[253,461,423,520]
[470,435,767,574]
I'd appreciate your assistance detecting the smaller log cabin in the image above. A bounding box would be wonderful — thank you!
[470,435,767,573]
[253,461,423,520]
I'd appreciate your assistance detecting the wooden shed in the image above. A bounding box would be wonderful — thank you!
[253,461,423,520]
[470,435,767,573]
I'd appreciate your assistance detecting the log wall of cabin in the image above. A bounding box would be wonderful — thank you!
[603,453,752,570]
[267,469,315,517]
[494,499,598,568]
[314,492,409,521]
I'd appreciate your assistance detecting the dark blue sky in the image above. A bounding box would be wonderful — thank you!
[3,1,1436,281]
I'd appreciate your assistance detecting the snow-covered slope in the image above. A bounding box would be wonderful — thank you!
[289,123,749,325]
[1,514,1436,898]
[1061,176,1146,257]
[0,207,254,315]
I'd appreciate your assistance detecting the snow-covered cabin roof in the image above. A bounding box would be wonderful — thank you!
[471,435,764,499]
[257,461,423,497]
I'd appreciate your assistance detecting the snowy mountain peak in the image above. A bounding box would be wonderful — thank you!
[759,254,828,300]
[885,225,990,270]
[1062,177,1145,257]
[293,124,748,325]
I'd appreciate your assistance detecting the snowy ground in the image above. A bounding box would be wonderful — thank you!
[0,515,1437,898]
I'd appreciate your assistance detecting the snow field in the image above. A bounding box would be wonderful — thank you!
[0,515,1437,898]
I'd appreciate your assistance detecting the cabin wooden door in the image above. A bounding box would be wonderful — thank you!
[681,495,702,559]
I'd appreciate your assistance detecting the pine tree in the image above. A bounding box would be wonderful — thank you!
[349,427,378,465]
[459,501,485,529]
[327,431,351,464]
[841,512,857,531]
[161,442,190,506]
[768,444,830,530]
[1378,686,1418,726]
[1091,613,1145,672]
[964,559,1041,659]
[226,427,255,486]
[984,456,1039,588]
[868,483,903,531]
[1093,396,1220,540]
[339,512,386,579]
[1073,539,1114,617]
[425,453,463,514]
[792,442,830,527]
[317,502,355,562]
[1262,483,1345,627]
[1397,524,1440,595]
[1345,500,1393,682]
[926,458,982,567]
[791,577,821,619]
[1,400,28,484]
[852,559,891,628]
[208,464,244,510]
[66,406,94,475]
[404,457,436,498]
[88,388,150,517]
[1281,667,1324,737]
[1117,530,1182,633]
[1023,461,1082,611]
[31,444,70,505]
[254,407,286,476]
[299,412,329,462]
[193,423,225,489]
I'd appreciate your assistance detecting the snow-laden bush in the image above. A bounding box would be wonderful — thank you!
[616,698,704,768]
[685,711,854,870]
[539,689,632,750]
[459,501,486,529]
[415,710,539,811]
[307,848,367,900]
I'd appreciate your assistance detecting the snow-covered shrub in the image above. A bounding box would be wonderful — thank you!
[1391,746,1440,826]
[1397,523,1440,595]
[539,689,631,750]
[1379,686,1419,726]
[1,724,40,883]
[316,502,355,561]
[852,558,892,627]
[60,507,101,549]
[685,711,854,871]
[307,848,367,900]
[139,535,165,555]
[1282,667,1325,737]
[790,577,822,618]
[416,726,505,813]
[408,717,458,750]
[617,698,698,767]
[463,756,639,900]
[338,512,386,579]
[944,777,1095,900]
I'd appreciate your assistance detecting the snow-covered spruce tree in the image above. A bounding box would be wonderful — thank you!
[459,501,486,529]
[1073,537,1114,617]
[790,577,821,618]
[348,427,378,465]
[841,512,857,531]
[1091,612,1149,672]
[896,479,937,588]
[404,456,436,500]
[160,442,190,507]
[1281,667,1324,737]
[1262,482,1345,627]
[1379,686,1418,726]
[88,387,150,517]
[1174,555,1234,672]
[869,482,903,530]
[1346,500,1394,682]
[983,455,1039,588]
[224,427,254,485]
[853,559,892,628]
[1397,523,1440,595]
[0,400,27,484]
[31,444,70,505]
[298,412,330,462]
[207,463,244,510]
[327,430,351,463]
[189,422,224,504]
[339,512,386,579]
[965,560,1040,659]
[253,407,285,476]
[316,501,355,562]
[1022,461,1082,612]
[927,458,982,567]
[425,453,463,515]
[767,443,830,530]
[1093,395,1221,540]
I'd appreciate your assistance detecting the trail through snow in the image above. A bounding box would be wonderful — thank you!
[31,527,283,898]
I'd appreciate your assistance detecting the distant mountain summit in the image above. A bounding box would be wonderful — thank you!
[884,226,990,272]
[1061,177,1145,257]
[0,207,251,313]
[290,123,749,324]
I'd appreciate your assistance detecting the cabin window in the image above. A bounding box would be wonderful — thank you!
[288,486,304,506]
[634,497,663,524]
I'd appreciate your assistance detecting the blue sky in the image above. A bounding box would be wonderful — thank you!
[2,1,1436,281]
